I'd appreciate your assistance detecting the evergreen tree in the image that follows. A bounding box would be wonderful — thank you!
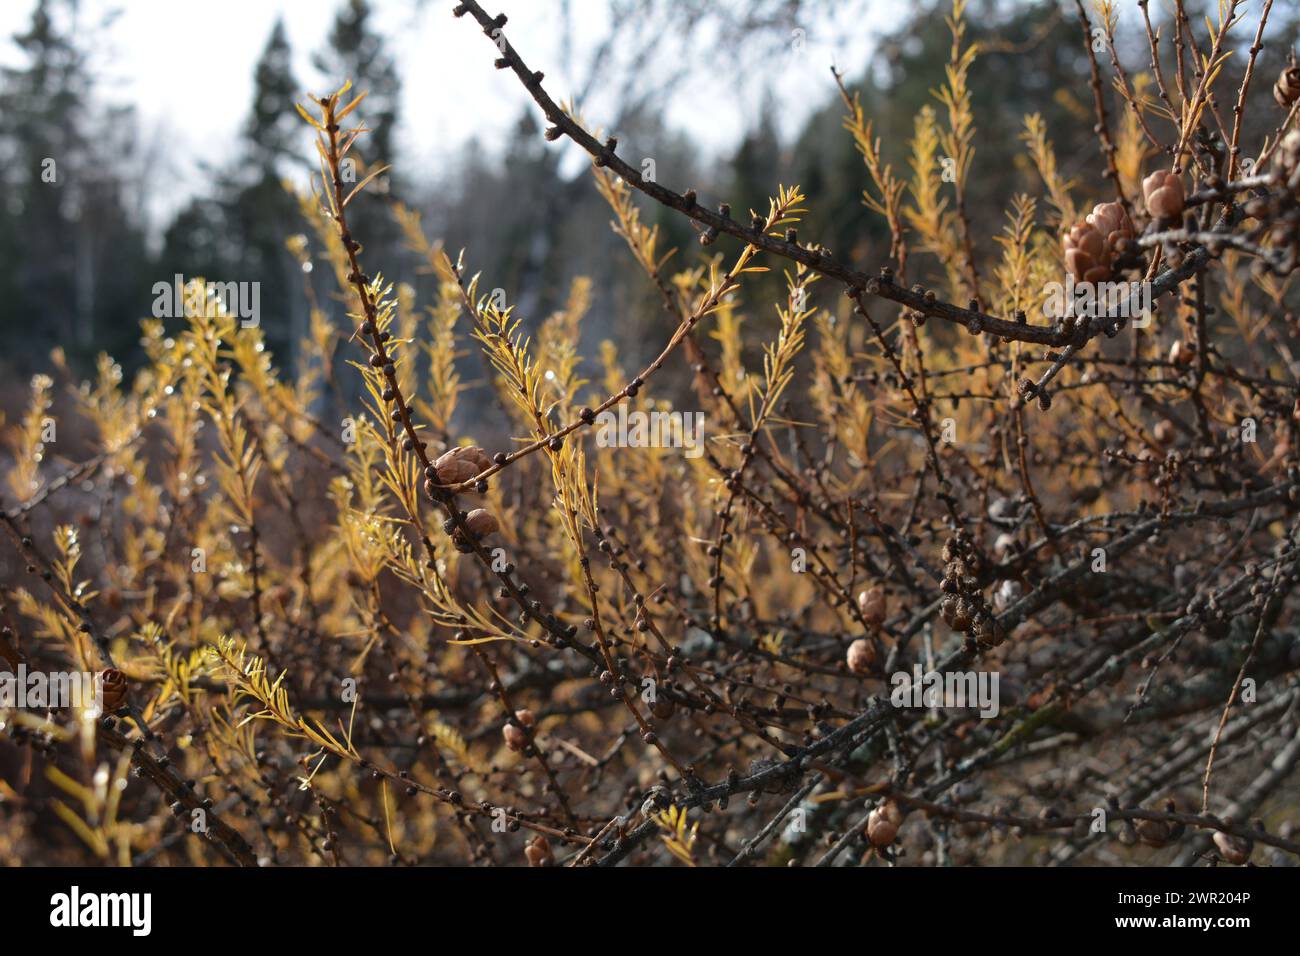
[155,19,303,362]
[231,18,304,360]
[1,0,88,354]
[0,0,148,369]
[245,19,301,170]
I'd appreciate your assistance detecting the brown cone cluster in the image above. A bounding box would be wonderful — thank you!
[1063,201,1135,282]
[939,535,1004,646]
[430,443,503,546]
[1141,169,1185,221]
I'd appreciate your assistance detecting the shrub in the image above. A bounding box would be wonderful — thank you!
[1,0,1298,868]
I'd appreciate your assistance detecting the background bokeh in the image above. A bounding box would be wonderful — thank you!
[0,0,1297,415]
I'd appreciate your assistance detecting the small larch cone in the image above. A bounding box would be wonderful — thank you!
[502,723,527,751]
[866,801,904,848]
[434,445,492,484]
[1063,220,1109,283]
[857,585,886,627]
[1134,818,1173,848]
[1142,169,1184,220]
[1088,200,1135,252]
[464,508,499,538]
[1136,446,1159,479]
[1136,799,1184,848]
[941,595,973,631]
[1274,64,1300,109]
[524,834,554,866]
[992,578,1021,613]
[503,708,535,751]
[1064,201,1134,283]
[1213,830,1252,865]
[97,668,128,714]
[846,638,876,675]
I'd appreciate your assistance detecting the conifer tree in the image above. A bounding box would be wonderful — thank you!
[0,0,146,365]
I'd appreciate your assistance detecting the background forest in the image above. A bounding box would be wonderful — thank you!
[3,0,1293,414]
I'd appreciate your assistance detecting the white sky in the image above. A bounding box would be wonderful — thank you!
[0,0,878,231]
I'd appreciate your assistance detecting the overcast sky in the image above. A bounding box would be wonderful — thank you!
[0,0,878,230]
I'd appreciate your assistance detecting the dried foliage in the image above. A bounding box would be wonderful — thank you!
[4,0,1300,869]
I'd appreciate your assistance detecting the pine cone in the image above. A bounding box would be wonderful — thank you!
[1135,799,1184,847]
[942,595,974,631]
[1213,830,1252,865]
[1088,200,1135,250]
[1142,169,1185,220]
[1064,202,1134,282]
[1274,64,1300,109]
[433,445,492,484]
[524,835,554,866]
[463,508,499,537]
[866,801,904,848]
[97,668,128,714]
[502,709,535,752]
[846,638,876,675]
[1064,221,1109,283]
[1135,818,1173,848]
[856,585,886,627]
